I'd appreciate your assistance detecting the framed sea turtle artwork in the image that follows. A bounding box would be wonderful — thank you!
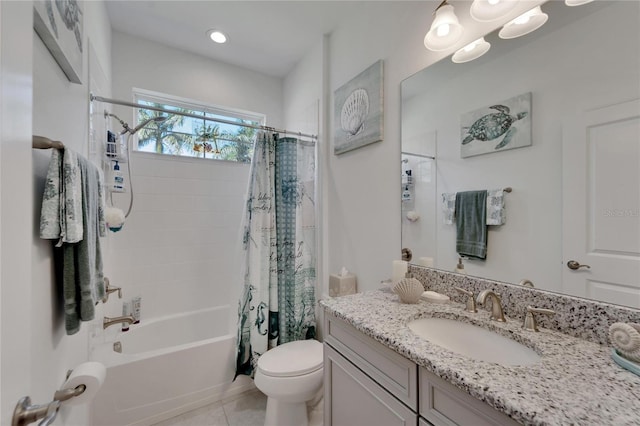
[460,92,532,158]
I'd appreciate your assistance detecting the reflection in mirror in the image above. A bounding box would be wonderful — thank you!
[401,1,640,308]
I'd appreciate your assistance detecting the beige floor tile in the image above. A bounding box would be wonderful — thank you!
[223,390,267,426]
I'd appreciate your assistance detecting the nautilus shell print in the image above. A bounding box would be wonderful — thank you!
[340,88,370,138]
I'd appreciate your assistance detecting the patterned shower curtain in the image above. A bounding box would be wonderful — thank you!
[235,132,316,378]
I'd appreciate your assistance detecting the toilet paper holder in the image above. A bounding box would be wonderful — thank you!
[11,377,86,426]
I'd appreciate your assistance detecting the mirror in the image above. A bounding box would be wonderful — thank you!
[401,0,640,307]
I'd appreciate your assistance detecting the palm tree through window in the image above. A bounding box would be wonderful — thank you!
[133,90,264,163]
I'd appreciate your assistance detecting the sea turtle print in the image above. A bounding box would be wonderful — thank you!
[462,104,528,150]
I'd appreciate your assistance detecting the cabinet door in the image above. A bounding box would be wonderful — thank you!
[324,343,417,426]
[419,368,520,426]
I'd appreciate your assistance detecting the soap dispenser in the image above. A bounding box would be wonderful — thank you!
[402,185,412,202]
[455,257,467,275]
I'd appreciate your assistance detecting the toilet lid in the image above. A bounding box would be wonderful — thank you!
[257,340,323,377]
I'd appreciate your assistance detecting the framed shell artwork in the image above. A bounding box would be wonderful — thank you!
[34,0,84,84]
[334,60,384,155]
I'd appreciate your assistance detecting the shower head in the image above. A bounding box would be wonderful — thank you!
[104,111,169,135]
[130,116,168,135]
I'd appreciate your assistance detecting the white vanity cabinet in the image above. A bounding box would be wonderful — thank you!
[324,312,521,426]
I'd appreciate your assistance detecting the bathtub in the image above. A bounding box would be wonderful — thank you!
[90,305,254,426]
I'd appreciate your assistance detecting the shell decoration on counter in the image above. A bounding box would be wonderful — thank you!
[341,88,370,138]
[393,276,424,304]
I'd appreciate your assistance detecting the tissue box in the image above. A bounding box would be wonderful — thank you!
[329,273,357,297]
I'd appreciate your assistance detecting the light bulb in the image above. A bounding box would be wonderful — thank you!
[499,6,548,39]
[436,23,451,37]
[424,3,463,51]
[207,30,227,44]
[452,37,490,63]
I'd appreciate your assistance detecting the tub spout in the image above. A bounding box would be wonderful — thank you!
[103,315,135,329]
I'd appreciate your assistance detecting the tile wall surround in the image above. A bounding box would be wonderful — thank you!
[105,152,250,321]
[409,265,640,346]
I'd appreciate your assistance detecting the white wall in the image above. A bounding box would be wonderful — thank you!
[324,1,442,292]
[29,1,112,425]
[103,153,249,325]
[111,31,284,130]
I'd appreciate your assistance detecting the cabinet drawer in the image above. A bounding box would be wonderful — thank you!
[324,313,418,410]
[325,343,417,426]
[419,368,520,426]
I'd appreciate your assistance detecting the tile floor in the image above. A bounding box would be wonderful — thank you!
[152,389,323,426]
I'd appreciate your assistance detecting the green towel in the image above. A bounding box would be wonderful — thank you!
[455,190,488,259]
[61,155,106,335]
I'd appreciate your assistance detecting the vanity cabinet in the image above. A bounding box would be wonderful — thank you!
[419,368,520,426]
[324,313,521,426]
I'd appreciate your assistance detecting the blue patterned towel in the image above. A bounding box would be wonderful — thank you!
[40,148,83,245]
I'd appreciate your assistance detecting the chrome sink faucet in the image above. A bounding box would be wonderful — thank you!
[476,290,506,322]
[103,315,135,329]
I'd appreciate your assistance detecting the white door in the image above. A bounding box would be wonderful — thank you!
[562,99,640,308]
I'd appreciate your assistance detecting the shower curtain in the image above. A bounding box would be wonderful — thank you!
[235,132,316,378]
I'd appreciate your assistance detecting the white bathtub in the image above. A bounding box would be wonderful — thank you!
[90,305,254,426]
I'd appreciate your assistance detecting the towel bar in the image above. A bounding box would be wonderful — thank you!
[32,135,64,150]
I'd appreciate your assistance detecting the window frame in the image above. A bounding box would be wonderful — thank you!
[132,88,266,162]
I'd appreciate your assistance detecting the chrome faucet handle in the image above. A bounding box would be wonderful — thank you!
[454,287,477,313]
[523,306,555,332]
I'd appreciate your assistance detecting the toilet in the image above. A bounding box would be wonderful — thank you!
[254,339,324,426]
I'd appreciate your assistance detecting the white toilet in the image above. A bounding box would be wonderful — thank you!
[254,339,324,426]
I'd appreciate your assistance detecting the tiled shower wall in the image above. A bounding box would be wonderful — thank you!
[103,152,251,324]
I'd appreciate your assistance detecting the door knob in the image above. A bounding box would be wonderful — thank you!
[567,260,591,270]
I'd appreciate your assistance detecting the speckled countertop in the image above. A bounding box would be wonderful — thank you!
[321,291,640,426]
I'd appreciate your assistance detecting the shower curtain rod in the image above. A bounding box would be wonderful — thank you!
[90,94,317,140]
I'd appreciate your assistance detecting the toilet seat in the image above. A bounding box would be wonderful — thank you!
[257,340,323,377]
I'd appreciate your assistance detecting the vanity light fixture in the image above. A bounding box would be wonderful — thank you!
[452,37,491,63]
[565,0,594,6]
[470,0,518,22]
[498,6,548,40]
[207,29,228,44]
[424,0,464,51]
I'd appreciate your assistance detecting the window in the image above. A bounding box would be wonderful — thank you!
[133,89,265,163]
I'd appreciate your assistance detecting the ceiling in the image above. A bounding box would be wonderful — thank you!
[106,1,370,78]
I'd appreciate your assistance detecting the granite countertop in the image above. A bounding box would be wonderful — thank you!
[320,290,640,426]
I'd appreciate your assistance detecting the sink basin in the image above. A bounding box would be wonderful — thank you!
[407,317,541,366]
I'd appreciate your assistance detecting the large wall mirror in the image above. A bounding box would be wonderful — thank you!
[401,0,640,308]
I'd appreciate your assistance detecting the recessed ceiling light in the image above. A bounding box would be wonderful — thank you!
[207,30,227,44]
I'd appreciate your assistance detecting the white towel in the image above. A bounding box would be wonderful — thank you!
[609,322,640,363]
[486,189,506,225]
[442,193,456,225]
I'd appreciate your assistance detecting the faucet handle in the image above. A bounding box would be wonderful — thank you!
[523,306,555,332]
[101,277,122,303]
[454,287,477,313]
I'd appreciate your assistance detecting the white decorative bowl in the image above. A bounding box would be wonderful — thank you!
[393,277,424,304]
